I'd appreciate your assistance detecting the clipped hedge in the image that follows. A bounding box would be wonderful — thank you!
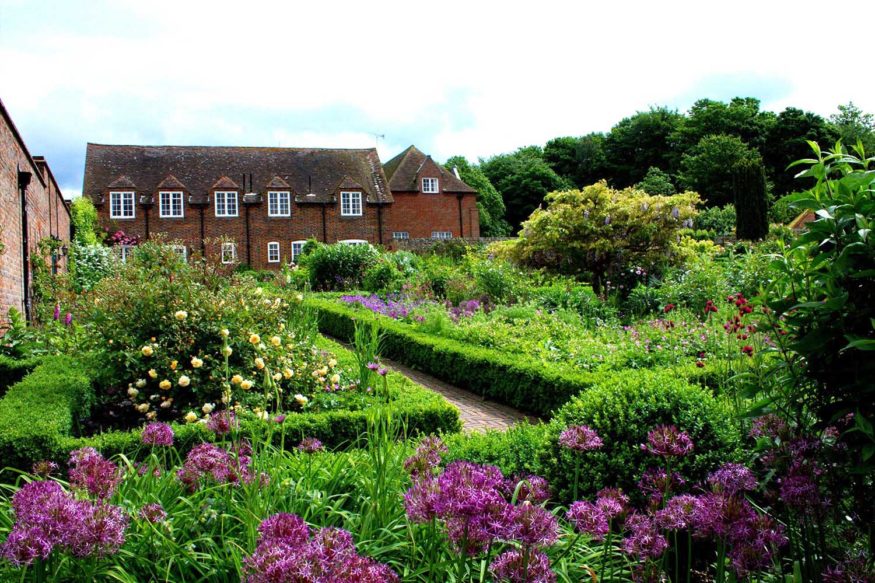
[0,354,42,395]
[0,338,460,470]
[308,297,716,418]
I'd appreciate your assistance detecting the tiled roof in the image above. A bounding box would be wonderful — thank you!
[83,144,393,204]
[266,175,291,188]
[382,145,475,193]
[156,174,187,190]
[107,175,137,188]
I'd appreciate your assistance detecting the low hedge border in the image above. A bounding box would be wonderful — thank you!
[0,337,461,471]
[307,297,719,418]
[0,354,42,396]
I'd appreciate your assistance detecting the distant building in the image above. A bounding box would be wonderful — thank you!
[0,98,71,327]
[83,143,479,267]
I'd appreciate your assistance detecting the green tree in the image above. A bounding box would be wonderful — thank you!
[634,166,676,195]
[543,133,610,188]
[480,147,571,231]
[679,134,763,207]
[829,101,875,154]
[762,107,837,195]
[673,97,775,152]
[444,156,511,236]
[514,181,699,294]
[604,107,683,186]
[733,158,769,240]
[70,196,103,245]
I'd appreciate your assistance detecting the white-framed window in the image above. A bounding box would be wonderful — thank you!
[221,242,237,264]
[215,191,238,217]
[268,191,291,217]
[340,191,362,216]
[422,177,439,194]
[267,242,280,263]
[291,240,306,262]
[392,231,409,240]
[170,245,187,261]
[159,191,184,218]
[432,231,453,240]
[118,245,135,262]
[339,239,369,246]
[110,191,135,219]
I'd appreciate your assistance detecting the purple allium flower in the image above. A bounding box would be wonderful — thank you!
[499,503,558,547]
[273,414,286,424]
[595,488,629,518]
[638,467,686,505]
[656,494,699,530]
[642,425,693,457]
[403,436,447,479]
[64,313,73,326]
[503,474,551,505]
[566,501,609,542]
[53,304,61,321]
[403,476,442,523]
[377,367,387,377]
[141,422,174,446]
[69,502,129,558]
[726,514,787,577]
[257,513,309,547]
[822,553,875,583]
[558,425,603,452]
[366,362,380,371]
[778,463,823,511]
[206,410,237,435]
[708,463,757,495]
[490,549,556,583]
[749,414,788,440]
[622,513,668,559]
[297,438,325,453]
[177,443,253,491]
[0,525,54,565]
[139,503,167,523]
[68,448,121,500]
[32,460,59,477]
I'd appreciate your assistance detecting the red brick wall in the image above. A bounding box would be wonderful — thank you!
[384,192,479,239]
[0,110,71,328]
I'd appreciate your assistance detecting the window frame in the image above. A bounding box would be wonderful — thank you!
[267,241,280,263]
[422,177,440,194]
[159,190,185,218]
[267,191,291,217]
[170,244,187,262]
[339,239,369,246]
[215,191,239,218]
[291,240,306,263]
[109,191,136,219]
[431,231,453,240]
[221,242,237,264]
[340,191,363,217]
[392,231,409,240]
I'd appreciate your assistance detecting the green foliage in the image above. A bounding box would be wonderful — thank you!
[545,369,740,501]
[733,157,770,240]
[604,107,683,187]
[634,166,676,195]
[362,258,404,293]
[444,155,511,236]
[480,146,571,230]
[70,196,102,245]
[444,423,551,478]
[763,107,837,195]
[70,243,113,292]
[543,134,610,189]
[695,204,736,235]
[306,242,380,291]
[769,193,801,224]
[515,181,700,294]
[829,101,875,154]
[673,97,774,153]
[0,354,41,395]
[680,134,764,207]
[471,259,525,304]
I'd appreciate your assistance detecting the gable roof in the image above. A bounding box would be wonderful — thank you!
[83,144,393,204]
[107,175,137,188]
[156,174,187,190]
[382,145,475,194]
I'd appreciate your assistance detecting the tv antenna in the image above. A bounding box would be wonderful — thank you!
[372,133,385,148]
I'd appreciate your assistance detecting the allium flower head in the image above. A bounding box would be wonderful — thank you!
[177,442,254,491]
[141,422,174,446]
[656,494,699,530]
[567,500,609,541]
[642,425,693,457]
[499,503,558,547]
[139,503,167,523]
[206,410,237,435]
[504,474,551,505]
[257,513,309,547]
[297,437,324,453]
[638,467,686,505]
[558,425,603,452]
[622,513,668,559]
[32,460,59,477]
[68,448,121,500]
[595,487,629,518]
[490,549,556,583]
[708,463,757,495]
[403,436,447,479]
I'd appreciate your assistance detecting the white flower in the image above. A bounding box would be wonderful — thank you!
[272,372,282,381]
[127,387,139,397]
[222,346,233,357]
[294,394,308,406]
[178,375,191,387]
[160,398,173,409]
[135,379,146,388]
[220,328,230,338]
[174,310,188,321]
[257,410,269,420]
[202,403,214,414]
[191,357,203,368]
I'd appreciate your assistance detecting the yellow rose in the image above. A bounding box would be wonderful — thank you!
[254,357,265,370]
[202,403,214,414]
[160,398,173,408]
[249,334,261,345]
[135,378,146,388]
[319,366,329,376]
[141,345,154,357]
[136,403,150,413]
[282,368,293,379]
[222,346,233,357]
[231,374,243,385]
[127,387,139,397]
[145,411,157,420]
[295,293,304,303]
[270,336,281,347]
[240,380,253,391]
[148,368,158,379]
[294,394,308,406]
[330,373,340,384]
[174,310,188,321]
[170,360,178,371]
[184,411,198,423]
[159,379,171,390]
[191,357,203,368]
[272,372,282,381]
[178,375,190,387]
[220,328,230,338]
[328,358,337,368]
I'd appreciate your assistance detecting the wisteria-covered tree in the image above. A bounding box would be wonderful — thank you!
[514,182,700,294]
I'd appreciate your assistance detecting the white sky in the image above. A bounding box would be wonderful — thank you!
[1,0,873,197]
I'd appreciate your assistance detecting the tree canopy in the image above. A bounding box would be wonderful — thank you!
[444,155,511,237]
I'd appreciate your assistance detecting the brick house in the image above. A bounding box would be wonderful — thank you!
[0,99,71,327]
[83,143,478,268]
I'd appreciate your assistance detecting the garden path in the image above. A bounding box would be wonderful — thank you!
[379,356,537,433]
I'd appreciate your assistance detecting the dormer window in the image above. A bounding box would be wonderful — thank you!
[340,191,362,216]
[422,177,439,194]
[110,191,136,219]
[268,191,291,217]
[159,191,184,218]
[215,191,238,217]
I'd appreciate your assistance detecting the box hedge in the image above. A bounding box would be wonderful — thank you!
[0,354,42,395]
[0,338,460,471]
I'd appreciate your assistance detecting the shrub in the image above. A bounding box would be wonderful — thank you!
[444,423,551,478]
[307,243,380,291]
[362,258,404,293]
[70,243,113,292]
[544,369,740,502]
[769,193,801,224]
[471,258,524,304]
[695,204,736,236]
[0,354,41,395]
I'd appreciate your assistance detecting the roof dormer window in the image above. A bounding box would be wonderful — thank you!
[340,191,362,216]
[268,191,291,217]
[422,177,439,194]
[215,191,239,217]
[109,191,136,219]
[159,191,184,218]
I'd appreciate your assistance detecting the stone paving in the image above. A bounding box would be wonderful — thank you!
[381,356,538,433]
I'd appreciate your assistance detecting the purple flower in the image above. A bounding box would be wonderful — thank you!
[656,494,699,530]
[638,467,686,505]
[53,304,61,321]
[595,487,629,518]
[68,448,121,500]
[622,513,668,559]
[378,367,387,377]
[68,502,128,558]
[503,474,551,505]
[708,463,757,496]
[490,549,556,583]
[273,414,286,424]
[0,525,54,565]
[642,425,693,457]
[177,443,254,491]
[778,463,823,512]
[567,501,609,541]
[141,422,174,447]
[297,437,324,453]
[31,460,59,477]
[749,414,788,440]
[558,425,603,452]
[499,503,558,547]
[139,503,167,523]
[403,436,447,479]
[366,362,380,371]
[257,513,309,547]
[64,313,73,326]
[206,410,237,435]
[403,476,442,523]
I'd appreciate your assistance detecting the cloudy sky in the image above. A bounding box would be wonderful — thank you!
[2,0,873,198]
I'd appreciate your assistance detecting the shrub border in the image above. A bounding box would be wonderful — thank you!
[0,354,42,396]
